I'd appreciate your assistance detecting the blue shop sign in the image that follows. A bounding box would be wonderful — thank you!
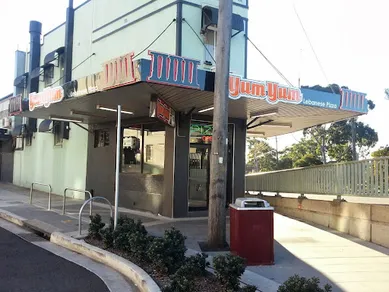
[300,88,341,110]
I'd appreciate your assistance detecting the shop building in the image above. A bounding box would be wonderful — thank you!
[6,0,368,217]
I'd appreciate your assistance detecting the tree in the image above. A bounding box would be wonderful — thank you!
[294,154,323,168]
[280,138,323,168]
[301,84,377,162]
[303,125,328,164]
[371,146,389,158]
[246,139,277,173]
[326,120,378,161]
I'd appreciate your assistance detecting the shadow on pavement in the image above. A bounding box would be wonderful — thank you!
[292,217,389,256]
[248,240,344,292]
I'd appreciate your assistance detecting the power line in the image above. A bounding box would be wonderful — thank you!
[183,18,216,64]
[292,1,335,94]
[48,53,96,87]
[49,19,175,87]
[134,19,176,59]
[246,35,294,87]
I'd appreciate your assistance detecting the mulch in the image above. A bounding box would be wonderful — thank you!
[85,238,225,291]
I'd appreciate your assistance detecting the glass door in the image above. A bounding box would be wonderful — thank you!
[188,144,210,211]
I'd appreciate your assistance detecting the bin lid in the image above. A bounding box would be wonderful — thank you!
[230,197,273,210]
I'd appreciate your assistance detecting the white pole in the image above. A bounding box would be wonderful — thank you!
[114,105,121,230]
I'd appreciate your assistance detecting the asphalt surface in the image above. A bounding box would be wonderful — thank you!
[0,227,109,292]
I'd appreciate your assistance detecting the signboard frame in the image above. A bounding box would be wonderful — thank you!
[149,96,176,127]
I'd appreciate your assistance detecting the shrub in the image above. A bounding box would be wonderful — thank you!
[213,254,246,292]
[127,230,151,260]
[162,276,193,292]
[162,254,208,292]
[277,275,332,292]
[101,218,114,248]
[241,285,257,292]
[112,216,146,251]
[147,228,187,274]
[183,254,209,277]
[88,214,105,240]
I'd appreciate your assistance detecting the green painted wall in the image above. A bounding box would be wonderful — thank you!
[13,123,88,198]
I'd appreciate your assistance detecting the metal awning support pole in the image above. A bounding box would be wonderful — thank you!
[114,105,122,230]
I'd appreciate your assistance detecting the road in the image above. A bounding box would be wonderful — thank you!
[0,226,109,292]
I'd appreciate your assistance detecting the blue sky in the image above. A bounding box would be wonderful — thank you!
[1,0,387,151]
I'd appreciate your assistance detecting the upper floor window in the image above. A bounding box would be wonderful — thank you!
[53,121,63,146]
[44,64,54,88]
[94,129,110,148]
[204,27,217,65]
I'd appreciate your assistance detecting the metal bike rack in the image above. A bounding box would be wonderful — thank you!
[29,183,52,210]
[63,188,93,215]
[79,196,113,236]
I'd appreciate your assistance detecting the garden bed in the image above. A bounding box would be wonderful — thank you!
[85,214,332,292]
[86,214,257,292]
[85,237,225,291]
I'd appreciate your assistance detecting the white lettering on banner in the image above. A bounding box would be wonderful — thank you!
[302,99,338,109]
[29,87,64,111]
[102,52,136,90]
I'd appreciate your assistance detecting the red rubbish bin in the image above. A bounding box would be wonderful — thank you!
[230,197,274,265]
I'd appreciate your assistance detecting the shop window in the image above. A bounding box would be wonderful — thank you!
[146,145,153,162]
[204,27,217,65]
[53,121,63,146]
[94,129,110,148]
[122,125,165,175]
[44,65,54,88]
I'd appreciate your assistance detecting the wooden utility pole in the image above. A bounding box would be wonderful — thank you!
[207,0,233,248]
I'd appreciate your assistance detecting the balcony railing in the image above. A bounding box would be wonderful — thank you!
[245,157,389,197]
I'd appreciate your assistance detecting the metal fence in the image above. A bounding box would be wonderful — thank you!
[245,157,389,197]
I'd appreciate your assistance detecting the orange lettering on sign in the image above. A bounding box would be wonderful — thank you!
[278,87,289,100]
[267,82,278,103]
[228,75,302,105]
[229,76,241,99]
[29,87,64,111]
[251,83,266,97]
[289,89,301,102]
[240,80,251,95]
[102,52,136,90]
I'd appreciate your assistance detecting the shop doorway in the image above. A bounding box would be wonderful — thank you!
[188,121,234,212]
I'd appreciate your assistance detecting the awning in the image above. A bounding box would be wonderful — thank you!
[41,63,55,70]
[202,6,244,32]
[44,46,65,64]
[38,119,53,132]
[13,72,28,88]
[30,67,43,79]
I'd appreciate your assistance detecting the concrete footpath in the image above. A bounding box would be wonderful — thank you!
[2,183,389,291]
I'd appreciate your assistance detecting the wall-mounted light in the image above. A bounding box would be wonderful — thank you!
[50,115,83,123]
[250,109,278,118]
[96,105,134,115]
[198,106,214,113]
[262,123,292,128]
[70,110,107,119]
[247,131,265,137]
